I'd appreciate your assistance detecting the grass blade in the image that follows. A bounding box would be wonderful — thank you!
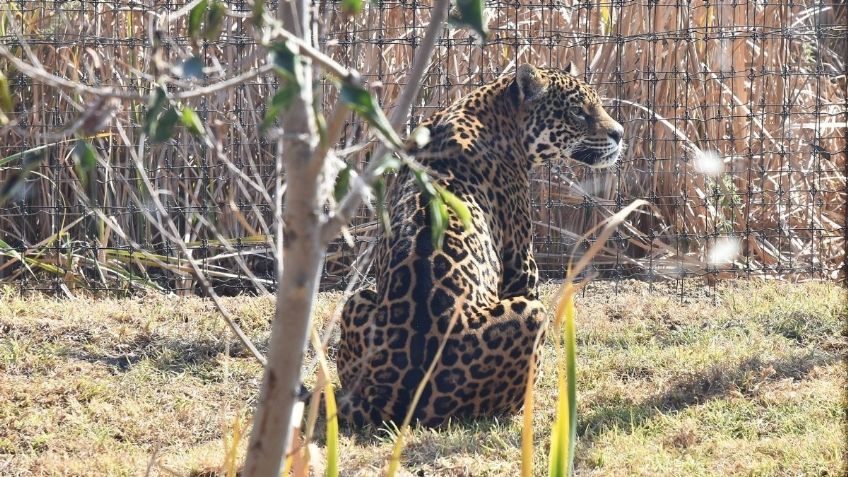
[309,328,339,477]
[549,282,578,477]
[520,335,538,477]
[324,380,339,477]
[546,200,653,476]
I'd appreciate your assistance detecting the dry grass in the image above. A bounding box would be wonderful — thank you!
[0,2,844,293]
[1,280,844,476]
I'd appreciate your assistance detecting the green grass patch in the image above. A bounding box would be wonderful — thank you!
[0,280,844,476]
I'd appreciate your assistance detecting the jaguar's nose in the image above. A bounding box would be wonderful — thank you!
[608,125,623,144]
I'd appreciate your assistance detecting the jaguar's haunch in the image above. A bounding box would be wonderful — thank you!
[335,63,624,426]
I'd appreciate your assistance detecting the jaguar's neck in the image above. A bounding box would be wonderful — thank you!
[419,77,530,181]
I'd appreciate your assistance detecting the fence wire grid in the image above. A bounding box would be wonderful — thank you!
[0,0,845,297]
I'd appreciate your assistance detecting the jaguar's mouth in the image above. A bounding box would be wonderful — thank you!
[570,147,620,168]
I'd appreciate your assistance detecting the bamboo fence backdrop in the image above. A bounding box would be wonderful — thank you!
[0,0,845,296]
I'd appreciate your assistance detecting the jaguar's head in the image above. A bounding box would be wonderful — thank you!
[515,63,624,169]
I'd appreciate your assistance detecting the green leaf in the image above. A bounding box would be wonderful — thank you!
[549,284,579,477]
[268,41,301,82]
[205,1,226,40]
[260,81,300,131]
[177,56,205,79]
[436,186,472,230]
[0,70,13,118]
[180,106,204,136]
[448,0,489,43]
[339,83,402,148]
[341,0,364,16]
[0,147,46,202]
[152,108,180,143]
[251,0,265,27]
[374,178,391,236]
[371,155,401,177]
[412,169,437,198]
[428,194,448,249]
[188,0,208,39]
[333,165,351,203]
[72,140,97,190]
[409,125,431,149]
[144,86,168,136]
[315,108,328,149]
[0,145,46,169]
[72,140,97,176]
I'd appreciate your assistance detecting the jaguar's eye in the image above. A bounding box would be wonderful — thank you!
[569,107,586,120]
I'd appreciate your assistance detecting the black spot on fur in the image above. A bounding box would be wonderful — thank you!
[433,396,458,415]
[434,368,464,393]
[433,254,452,279]
[387,327,409,348]
[389,302,410,325]
[511,300,528,314]
[387,266,411,300]
[372,350,388,367]
[430,287,455,317]
[469,363,495,380]
[391,351,409,369]
[441,340,460,366]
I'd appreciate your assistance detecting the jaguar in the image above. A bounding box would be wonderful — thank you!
[335,63,624,426]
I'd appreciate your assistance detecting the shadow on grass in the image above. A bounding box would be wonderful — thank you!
[66,333,267,374]
[578,349,839,441]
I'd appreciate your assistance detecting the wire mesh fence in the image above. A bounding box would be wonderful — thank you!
[0,0,845,296]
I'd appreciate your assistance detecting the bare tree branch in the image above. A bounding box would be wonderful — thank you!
[319,0,451,244]
[0,44,276,102]
[266,20,361,84]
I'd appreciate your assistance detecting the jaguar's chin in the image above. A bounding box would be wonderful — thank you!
[570,147,620,169]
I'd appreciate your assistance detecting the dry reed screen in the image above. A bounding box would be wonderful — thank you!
[0,1,845,294]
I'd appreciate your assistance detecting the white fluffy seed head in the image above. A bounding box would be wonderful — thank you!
[708,237,741,265]
[694,149,724,177]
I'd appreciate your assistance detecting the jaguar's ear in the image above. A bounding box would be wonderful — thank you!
[564,61,579,77]
[516,64,547,103]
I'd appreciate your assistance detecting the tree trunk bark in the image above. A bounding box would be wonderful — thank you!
[242,1,321,475]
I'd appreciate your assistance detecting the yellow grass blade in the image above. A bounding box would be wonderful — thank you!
[520,334,539,477]
[222,414,245,477]
[547,201,650,476]
[548,370,568,476]
[566,200,652,282]
[323,380,339,477]
[281,442,294,476]
[599,3,611,35]
[307,327,339,477]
